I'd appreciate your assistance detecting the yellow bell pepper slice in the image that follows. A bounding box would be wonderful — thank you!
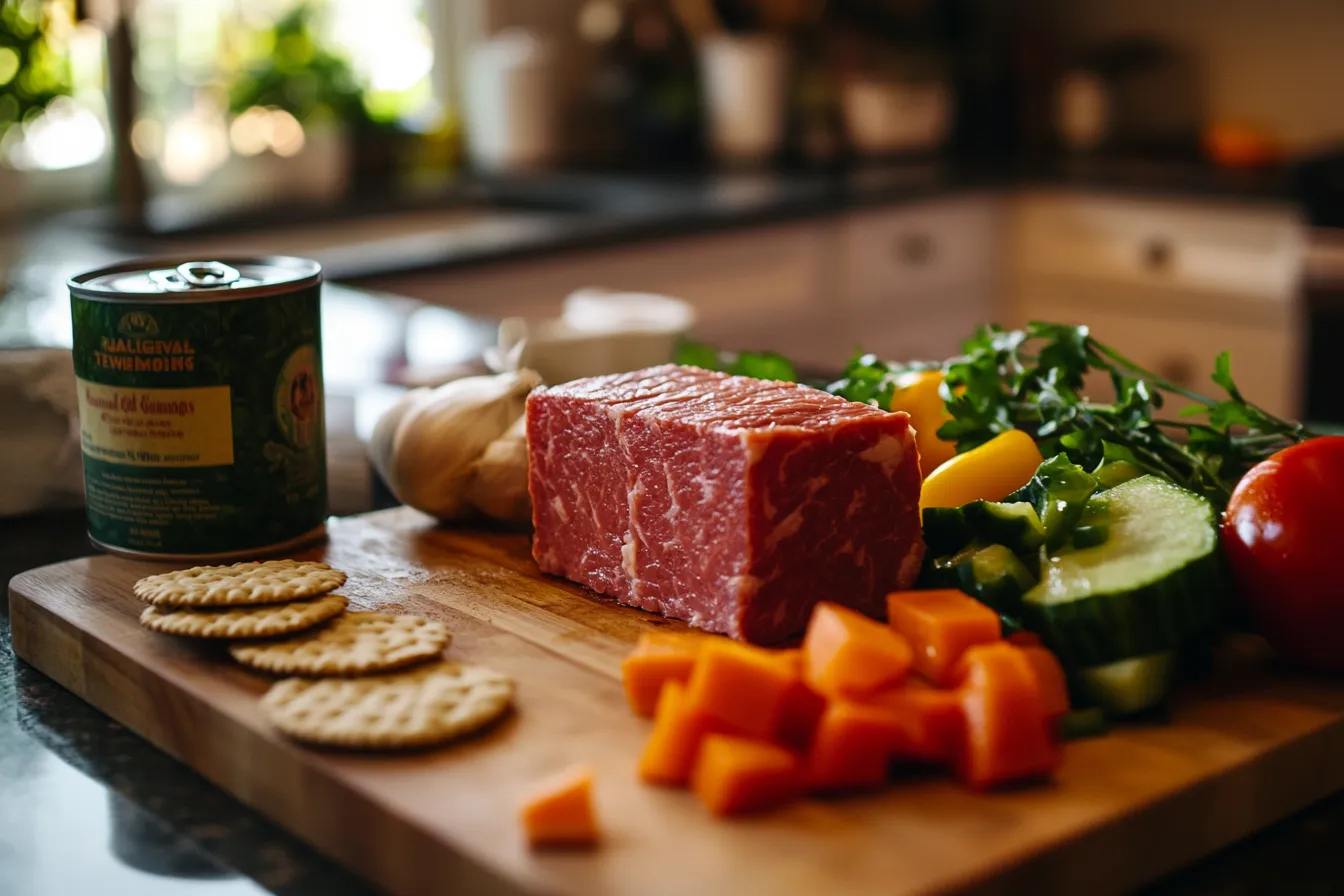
[887,370,957,478]
[918,429,1044,511]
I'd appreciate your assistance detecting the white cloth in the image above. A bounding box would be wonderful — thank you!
[0,347,85,517]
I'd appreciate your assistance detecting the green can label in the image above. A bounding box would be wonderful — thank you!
[70,285,327,556]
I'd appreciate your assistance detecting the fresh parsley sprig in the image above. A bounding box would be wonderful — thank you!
[829,322,1317,507]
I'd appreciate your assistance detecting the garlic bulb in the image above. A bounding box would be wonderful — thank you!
[385,369,542,520]
[368,386,434,499]
[464,414,531,524]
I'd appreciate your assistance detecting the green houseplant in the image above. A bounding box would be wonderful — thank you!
[1,0,73,288]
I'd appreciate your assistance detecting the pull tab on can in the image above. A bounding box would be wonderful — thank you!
[148,261,242,291]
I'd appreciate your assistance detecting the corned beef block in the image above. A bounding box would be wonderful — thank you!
[525,364,925,644]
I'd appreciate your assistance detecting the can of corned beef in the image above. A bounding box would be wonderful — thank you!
[67,256,328,561]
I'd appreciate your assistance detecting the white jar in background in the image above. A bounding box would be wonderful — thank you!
[463,29,562,172]
[697,34,791,164]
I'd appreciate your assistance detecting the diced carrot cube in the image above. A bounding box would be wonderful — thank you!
[886,589,1001,686]
[802,602,913,699]
[806,702,907,792]
[638,681,718,787]
[691,734,805,817]
[520,764,600,849]
[1019,645,1071,719]
[955,642,1063,790]
[866,683,964,764]
[1007,630,1044,648]
[621,631,712,717]
[684,641,799,740]
[776,677,828,754]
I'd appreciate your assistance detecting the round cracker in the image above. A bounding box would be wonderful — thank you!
[139,593,348,639]
[134,560,347,608]
[228,611,450,676]
[259,661,514,750]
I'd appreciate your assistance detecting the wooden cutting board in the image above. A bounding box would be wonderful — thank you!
[10,506,1344,896]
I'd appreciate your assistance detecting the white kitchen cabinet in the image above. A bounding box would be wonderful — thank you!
[1015,289,1301,419]
[838,195,1007,363]
[1013,191,1303,300]
[1009,191,1305,419]
[355,218,837,343]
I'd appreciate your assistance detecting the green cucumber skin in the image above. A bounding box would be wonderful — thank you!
[1095,461,1144,490]
[963,501,1046,553]
[1075,651,1179,717]
[1024,549,1228,669]
[1071,524,1109,549]
[955,544,1036,614]
[1058,707,1112,740]
[1020,475,1230,669]
[923,506,973,555]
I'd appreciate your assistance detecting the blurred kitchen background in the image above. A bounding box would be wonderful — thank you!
[4,0,1344,518]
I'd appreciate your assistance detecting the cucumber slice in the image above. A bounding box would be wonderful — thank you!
[1076,651,1178,717]
[1007,454,1099,551]
[1071,524,1109,549]
[922,506,973,555]
[954,543,1037,614]
[963,501,1046,553]
[1095,460,1145,490]
[1057,706,1112,740]
[1021,475,1227,669]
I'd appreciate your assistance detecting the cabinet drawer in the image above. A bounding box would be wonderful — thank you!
[355,221,830,328]
[1016,296,1300,420]
[841,196,1005,306]
[1013,192,1303,300]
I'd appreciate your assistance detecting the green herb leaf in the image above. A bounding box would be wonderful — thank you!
[729,351,797,383]
[1212,351,1236,395]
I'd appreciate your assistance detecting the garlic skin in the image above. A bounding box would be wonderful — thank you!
[368,386,434,500]
[464,414,531,524]
[387,369,542,520]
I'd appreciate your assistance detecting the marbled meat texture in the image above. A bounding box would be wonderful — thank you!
[525,364,925,644]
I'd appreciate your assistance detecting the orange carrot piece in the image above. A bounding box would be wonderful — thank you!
[1019,645,1071,719]
[954,642,1062,790]
[638,681,718,787]
[886,589,1001,686]
[802,602,913,699]
[806,701,907,792]
[621,631,712,717]
[776,677,828,754]
[1007,630,1044,648]
[691,734,805,817]
[684,640,799,740]
[520,764,600,849]
[866,683,964,765]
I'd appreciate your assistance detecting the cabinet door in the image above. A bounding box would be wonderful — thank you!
[351,220,833,331]
[1012,191,1303,301]
[840,195,1006,311]
[1017,293,1301,420]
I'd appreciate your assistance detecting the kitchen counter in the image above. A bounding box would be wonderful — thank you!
[3,158,1339,896]
[8,505,1344,895]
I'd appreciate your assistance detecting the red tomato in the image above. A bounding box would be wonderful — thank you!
[1221,436,1344,672]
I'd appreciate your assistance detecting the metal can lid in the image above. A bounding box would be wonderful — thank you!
[69,256,322,302]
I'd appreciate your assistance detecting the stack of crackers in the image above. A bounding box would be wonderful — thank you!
[133,559,515,751]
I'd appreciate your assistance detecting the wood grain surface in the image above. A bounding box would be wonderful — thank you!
[10,506,1344,896]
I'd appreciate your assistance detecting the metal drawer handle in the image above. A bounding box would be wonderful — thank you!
[893,232,934,266]
[1143,239,1174,273]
